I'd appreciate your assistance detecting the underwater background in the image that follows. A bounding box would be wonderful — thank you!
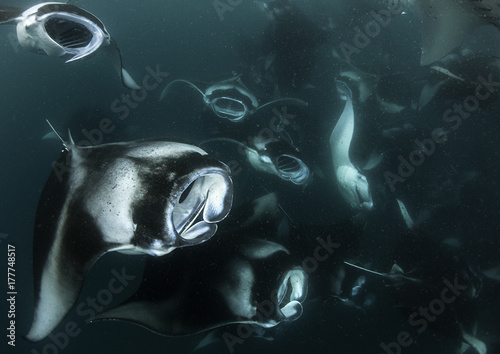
[1,1,500,353]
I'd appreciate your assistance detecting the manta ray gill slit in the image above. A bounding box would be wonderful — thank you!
[44,18,93,48]
[277,154,303,174]
[172,173,231,241]
[210,96,248,121]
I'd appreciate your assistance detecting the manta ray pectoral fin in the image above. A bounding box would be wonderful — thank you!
[121,68,141,90]
[482,265,500,281]
[159,79,206,101]
[336,165,373,210]
[254,97,308,112]
[418,80,448,111]
[0,6,23,24]
[417,0,484,66]
[459,323,487,354]
[200,137,251,153]
[361,150,383,171]
[103,38,141,90]
[335,79,353,100]
[26,245,111,341]
[26,157,142,341]
[396,198,415,229]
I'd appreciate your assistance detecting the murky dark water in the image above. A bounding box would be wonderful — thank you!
[1,1,499,353]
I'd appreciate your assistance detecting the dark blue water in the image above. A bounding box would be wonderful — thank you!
[1,1,499,353]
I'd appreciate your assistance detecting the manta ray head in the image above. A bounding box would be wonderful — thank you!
[210,96,250,121]
[67,141,234,257]
[124,156,234,256]
[166,168,234,250]
[245,141,310,185]
[16,5,109,61]
[336,165,373,210]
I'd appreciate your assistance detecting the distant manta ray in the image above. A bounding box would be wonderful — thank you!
[329,80,373,210]
[416,0,500,65]
[201,137,311,185]
[0,2,140,90]
[160,75,308,122]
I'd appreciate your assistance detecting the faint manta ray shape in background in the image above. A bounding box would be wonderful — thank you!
[0,2,140,90]
[26,121,234,341]
[416,0,500,65]
[159,75,308,122]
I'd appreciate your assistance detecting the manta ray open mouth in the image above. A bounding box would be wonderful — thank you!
[276,268,308,321]
[44,18,93,48]
[171,173,233,243]
[211,97,248,121]
[276,154,310,185]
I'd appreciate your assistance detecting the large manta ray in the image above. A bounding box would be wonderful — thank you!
[26,131,234,341]
[89,225,308,336]
[0,2,140,89]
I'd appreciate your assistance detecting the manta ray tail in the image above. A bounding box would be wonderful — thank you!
[0,6,23,24]
[103,38,141,90]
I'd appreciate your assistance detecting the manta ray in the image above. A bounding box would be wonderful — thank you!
[89,234,308,336]
[201,136,311,185]
[89,193,308,336]
[160,75,307,122]
[0,2,140,89]
[329,80,373,210]
[416,0,500,65]
[26,123,234,341]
